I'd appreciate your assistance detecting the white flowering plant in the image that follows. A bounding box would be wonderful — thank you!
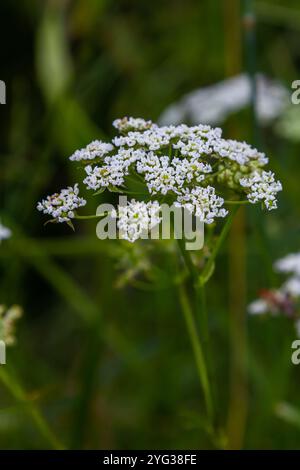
[37,117,282,232]
[37,117,282,444]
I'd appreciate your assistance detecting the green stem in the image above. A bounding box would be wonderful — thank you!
[201,206,241,282]
[122,190,148,195]
[0,368,65,450]
[224,200,250,205]
[176,207,242,435]
[177,280,214,427]
[177,239,214,433]
[75,214,103,220]
[177,239,210,347]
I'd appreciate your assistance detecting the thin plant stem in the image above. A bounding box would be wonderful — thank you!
[177,206,242,434]
[177,240,210,347]
[224,200,250,205]
[201,205,241,282]
[75,214,103,220]
[177,279,214,428]
[227,208,248,450]
[0,368,65,450]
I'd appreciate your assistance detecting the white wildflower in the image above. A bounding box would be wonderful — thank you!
[70,141,114,163]
[38,117,282,226]
[117,200,161,242]
[282,277,300,297]
[274,253,300,277]
[248,298,269,315]
[213,139,268,166]
[137,154,177,195]
[113,117,154,133]
[84,161,125,191]
[175,186,228,224]
[239,170,282,210]
[37,184,86,223]
[249,250,300,331]
[0,222,12,242]
[172,157,212,185]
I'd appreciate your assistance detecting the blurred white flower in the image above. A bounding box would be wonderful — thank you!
[274,253,300,277]
[283,277,300,297]
[160,74,288,127]
[0,221,12,242]
[249,251,300,332]
[248,298,269,315]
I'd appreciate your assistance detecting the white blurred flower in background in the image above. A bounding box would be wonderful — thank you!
[248,252,300,336]
[160,73,289,127]
[0,221,12,243]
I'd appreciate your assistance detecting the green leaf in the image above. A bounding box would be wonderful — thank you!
[36,8,73,103]
[67,220,75,231]
[108,186,125,193]
[43,219,56,227]
[93,187,106,196]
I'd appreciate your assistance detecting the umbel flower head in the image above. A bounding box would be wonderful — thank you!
[116,200,161,243]
[37,117,282,238]
[37,184,86,223]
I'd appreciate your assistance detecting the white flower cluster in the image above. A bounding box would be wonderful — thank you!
[213,139,268,166]
[240,171,282,210]
[113,117,154,133]
[70,141,114,163]
[0,304,23,346]
[117,200,161,243]
[175,186,228,224]
[38,117,282,225]
[248,252,300,336]
[37,184,86,223]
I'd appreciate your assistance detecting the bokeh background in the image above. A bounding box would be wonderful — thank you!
[1,0,300,450]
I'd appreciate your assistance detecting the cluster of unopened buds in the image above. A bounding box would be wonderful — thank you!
[37,117,282,241]
[248,252,300,336]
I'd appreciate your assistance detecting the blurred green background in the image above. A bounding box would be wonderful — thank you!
[1,0,300,450]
